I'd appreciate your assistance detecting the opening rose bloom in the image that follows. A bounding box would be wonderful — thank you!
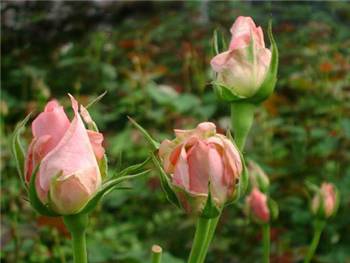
[158,122,243,213]
[25,95,105,215]
[312,183,338,218]
[246,187,270,223]
[211,16,272,98]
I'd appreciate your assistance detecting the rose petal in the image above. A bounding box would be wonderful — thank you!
[25,135,51,183]
[207,145,226,204]
[187,141,210,194]
[248,188,269,222]
[172,146,190,191]
[31,100,70,155]
[87,130,105,160]
[39,96,101,194]
[50,166,100,214]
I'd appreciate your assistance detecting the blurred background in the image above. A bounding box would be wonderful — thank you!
[1,1,350,263]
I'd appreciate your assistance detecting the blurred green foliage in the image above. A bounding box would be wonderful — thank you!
[1,1,350,263]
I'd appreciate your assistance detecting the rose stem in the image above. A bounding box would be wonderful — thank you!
[151,245,162,263]
[304,220,326,263]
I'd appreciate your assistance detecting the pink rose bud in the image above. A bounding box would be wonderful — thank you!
[25,95,105,215]
[246,187,270,223]
[159,122,243,213]
[211,16,272,98]
[312,183,338,218]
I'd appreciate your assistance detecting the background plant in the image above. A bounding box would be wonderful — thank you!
[1,2,350,262]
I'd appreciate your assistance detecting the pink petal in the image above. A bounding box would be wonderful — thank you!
[220,136,243,177]
[195,122,216,137]
[229,34,251,50]
[207,145,226,204]
[87,130,105,160]
[254,26,265,48]
[187,140,210,194]
[248,188,270,222]
[80,105,94,125]
[31,100,70,156]
[174,128,194,140]
[50,166,100,214]
[159,139,177,173]
[172,146,190,191]
[39,96,101,194]
[322,183,336,217]
[210,51,232,73]
[25,135,51,183]
[230,16,256,38]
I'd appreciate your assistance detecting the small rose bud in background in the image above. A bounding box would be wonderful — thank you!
[211,16,273,99]
[159,122,243,214]
[25,95,105,215]
[311,183,338,218]
[248,160,269,192]
[245,187,270,223]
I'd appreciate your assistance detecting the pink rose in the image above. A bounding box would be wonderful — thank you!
[312,183,337,218]
[25,95,105,215]
[246,187,270,223]
[211,16,272,98]
[159,122,243,212]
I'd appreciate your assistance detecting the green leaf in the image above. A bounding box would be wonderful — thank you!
[201,186,220,219]
[28,165,59,217]
[11,113,32,190]
[128,116,160,151]
[151,153,181,208]
[79,170,150,214]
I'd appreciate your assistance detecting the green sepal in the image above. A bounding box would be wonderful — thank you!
[201,185,221,219]
[85,91,107,109]
[268,198,279,220]
[128,116,160,151]
[80,96,109,179]
[78,170,150,214]
[305,181,319,193]
[28,165,59,217]
[99,155,108,179]
[151,153,182,209]
[11,113,32,190]
[212,29,228,56]
[213,83,247,102]
[332,187,340,218]
[249,20,278,104]
[115,157,151,178]
[225,130,249,203]
[232,160,249,203]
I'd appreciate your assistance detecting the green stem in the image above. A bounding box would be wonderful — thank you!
[187,217,212,263]
[262,224,270,263]
[151,245,162,263]
[304,220,326,263]
[230,102,256,151]
[198,217,220,263]
[63,213,89,263]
